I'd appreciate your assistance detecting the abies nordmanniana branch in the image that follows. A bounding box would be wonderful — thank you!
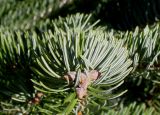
[0,13,160,114]
[31,14,132,114]
[0,13,132,114]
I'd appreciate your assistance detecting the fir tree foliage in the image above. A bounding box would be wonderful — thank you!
[0,28,40,114]
[0,13,132,114]
[106,102,156,115]
[31,13,132,114]
[0,0,160,114]
[0,0,74,30]
[115,24,160,113]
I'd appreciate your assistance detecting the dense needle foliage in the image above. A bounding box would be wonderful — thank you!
[0,0,160,114]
